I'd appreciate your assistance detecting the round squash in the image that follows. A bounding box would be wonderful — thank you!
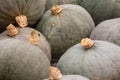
[45,0,77,10]
[0,39,50,80]
[0,24,51,61]
[0,0,46,28]
[36,4,95,61]
[44,66,89,80]
[57,38,120,80]
[78,0,120,25]
[90,18,120,46]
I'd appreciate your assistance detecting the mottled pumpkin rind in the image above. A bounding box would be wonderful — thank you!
[0,0,46,27]
[0,39,50,80]
[78,0,120,25]
[90,18,120,46]
[44,75,89,80]
[57,40,120,80]
[37,4,95,60]
[0,27,51,61]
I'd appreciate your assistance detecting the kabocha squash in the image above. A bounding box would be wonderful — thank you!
[78,0,120,25]
[0,24,51,61]
[90,18,120,46]
[0,39,50,80]
[36,4,95,61]
[44,66,89,80]
[0,0,46,28]
[57,38,120,80]
[45,0,77,10]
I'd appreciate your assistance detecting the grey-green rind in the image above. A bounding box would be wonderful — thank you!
[0,39,50,80]
[44,75,89,80]
[0,27,51,61]
[90,18,120,46]
[0,0,46,27]
[37,4,95,60]
[57,40,120,80]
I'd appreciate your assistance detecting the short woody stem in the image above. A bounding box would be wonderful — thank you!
[80,38,94,49]
[49,66,62,80]
[51,5,62,15]
[29,30,40,46]
[15,15,28,28]
[7,24,18,37]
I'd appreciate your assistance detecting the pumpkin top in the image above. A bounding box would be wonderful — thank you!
[51,5,62,15]
[29,30,40,46]
[6,24,18,37]
[15,15,28,28]
[49,66,62,80]
[80,38,94,49]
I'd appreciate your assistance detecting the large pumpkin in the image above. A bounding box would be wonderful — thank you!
[0,39,50,80]
[36,4,95,61]
[57,38,120,80]
[78,0,120,25]
[45,0,77,10]
[90,18,120,46]
[0,24,51,61]
[0,0,46,28]
[44,66,89,80]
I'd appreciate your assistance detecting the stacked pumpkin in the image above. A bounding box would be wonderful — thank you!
[0,0,120,80]
[36,4,95,61]
[0,0,51,80]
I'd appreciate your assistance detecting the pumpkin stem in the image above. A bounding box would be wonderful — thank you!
[80,38,94,49]
[15,15,28,28]
[49,66,62,80]
[29,30,40,46]
[7,24,18,37]
[51,5,62,15]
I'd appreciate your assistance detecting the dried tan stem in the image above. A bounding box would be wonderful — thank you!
[15,15,28,28]
[80,38,94,49]
[51,5,62,15]
[29,30,40,46]
[7,24,18,37]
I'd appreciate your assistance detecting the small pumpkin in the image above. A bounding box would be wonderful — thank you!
[0,39,50,80]
[44,66,89,80]
[78,0,120,25]
[36,4,95,61]
[90,18,120,46]
[0,24,51,61]
[57,38,120,80]
[0,0,46,28]
[45,0,77,10]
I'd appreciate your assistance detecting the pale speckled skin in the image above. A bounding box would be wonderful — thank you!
[57,40,120,80]
[78,0,120,25]
[90,18,120,46]
[0,39,50,80]
[37,4,95,61]
[45,0,77,10]
[44,75,89,80]
[0,0,46,27]
[0,27,51,61]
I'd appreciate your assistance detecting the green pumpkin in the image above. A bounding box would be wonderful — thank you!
[44,66,89,80]
[0,39,50,80]
[0,25,51,61]
[45,0,77,10]
[57,38,120,80]
[36,4,95,61]
[77,0,120,25]
[90,18,120,46]
[44,75,89,80]
[0,0,46,28]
